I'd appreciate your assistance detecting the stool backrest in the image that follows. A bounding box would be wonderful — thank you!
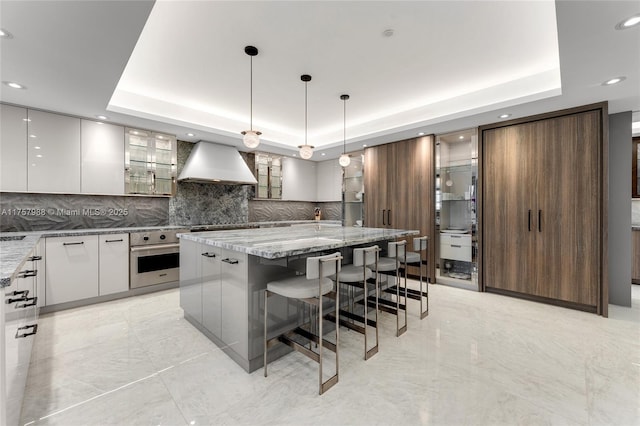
[413,236,428,252]
[353,245,379,267]
[306,252,342,279]
[388,240,407,257]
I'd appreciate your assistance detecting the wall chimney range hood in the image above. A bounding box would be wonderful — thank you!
[178,142,258,185]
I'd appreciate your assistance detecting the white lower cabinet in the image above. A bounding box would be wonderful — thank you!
[2,249,41,426]
[440,233,472,262]
[46,235,99,305]
[98,233,129,296]
[45,233,129,306]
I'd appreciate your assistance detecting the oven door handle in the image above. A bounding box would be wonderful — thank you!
[130,243,180,252]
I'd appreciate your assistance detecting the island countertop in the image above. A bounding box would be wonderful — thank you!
[179,225,419,259]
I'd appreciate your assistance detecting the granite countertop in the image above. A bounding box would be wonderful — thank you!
[180,225,419,259]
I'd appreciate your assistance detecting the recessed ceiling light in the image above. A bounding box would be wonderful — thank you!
[36,154,43,158]
[616,14,640,30]
[499,114,511,119]
[96,115,108,120]
[34,146,41,150]
[321,152,326,156]
[0,28,13,39]
[158,135,164,139]
[29,134,36,138]
[383,29,394,37]
[603,76,626,86]
[186,132,195,137]
[3,81,25,89]
[362,144,367,147]
[418,132,425,136]
[458,135,464,140]
[22,118,31,122]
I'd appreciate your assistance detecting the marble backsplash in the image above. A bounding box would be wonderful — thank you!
[0,192,169,232]
[249,200,342,222]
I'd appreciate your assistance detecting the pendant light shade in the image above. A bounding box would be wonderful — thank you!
[241,45,261,149]
[298,74,314,159]
[338,94,351,167]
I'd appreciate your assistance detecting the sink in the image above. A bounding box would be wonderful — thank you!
[0,235,26,241]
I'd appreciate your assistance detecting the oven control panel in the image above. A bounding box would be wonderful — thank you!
[129,229,185,246]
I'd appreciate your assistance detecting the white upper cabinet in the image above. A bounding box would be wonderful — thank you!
[281,157,317,201]
[316,159,342,202]
[81,120,125,194]
[0,104,28,191]
[27,110,81,193]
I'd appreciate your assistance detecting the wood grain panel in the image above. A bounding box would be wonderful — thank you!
[633,231,640,283]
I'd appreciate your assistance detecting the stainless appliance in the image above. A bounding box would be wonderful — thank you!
[129,229,185,289]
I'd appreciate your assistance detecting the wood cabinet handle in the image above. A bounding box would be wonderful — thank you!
[387,209,391,226]
[528,210,531,232]
[538,210,542,232]
[382,209,386,226]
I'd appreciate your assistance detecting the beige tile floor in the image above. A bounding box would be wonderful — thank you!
[19,282,640,426]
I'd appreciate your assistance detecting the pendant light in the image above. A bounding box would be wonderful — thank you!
[241,46,261,149]
[298,74,314,159]
[338,94,351,167]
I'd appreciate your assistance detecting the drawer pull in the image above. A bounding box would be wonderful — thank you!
[15,324,38,338]
[17,269,37,278]
[28,255,42,261]
[6,290,29,304]
[202,252,217,258]
[451,244,462,248]
[16,296,37,308]
[105,239,124,243]
[222,258,239,264]
[63,242,84,246]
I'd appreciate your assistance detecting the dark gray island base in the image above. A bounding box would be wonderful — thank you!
[178,225,418,372]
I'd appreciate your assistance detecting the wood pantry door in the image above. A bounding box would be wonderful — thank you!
[482,123,538,294]
[364,143,395,228]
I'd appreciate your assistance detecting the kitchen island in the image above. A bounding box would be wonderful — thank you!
[178,224,417,372]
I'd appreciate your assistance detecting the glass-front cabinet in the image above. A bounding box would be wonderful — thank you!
[125,128,177,195]
[435,129,478,289]
[342,151,364,226]
[255,153,282,199]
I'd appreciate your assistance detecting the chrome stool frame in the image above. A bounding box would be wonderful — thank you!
[401,236,429,319]
[373,240,408,337]
[330,245,381,360]
[264,252,342,395]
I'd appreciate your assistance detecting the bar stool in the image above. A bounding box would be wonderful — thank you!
[370,240,408,337]
[332,245,380,360]
[401,236,429,319]
[264,252,342,395]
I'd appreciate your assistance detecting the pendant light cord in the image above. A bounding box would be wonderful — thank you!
[343,98,346,154]
[304,80,308,146]
[250,55,253,131]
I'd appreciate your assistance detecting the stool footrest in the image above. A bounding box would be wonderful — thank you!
[378,268,406,277]
[372,295,407,312]
[292,327,338,353]
[384,286,427,301]
[335,309,378,328]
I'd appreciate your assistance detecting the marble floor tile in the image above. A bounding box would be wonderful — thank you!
[19,284,640,426]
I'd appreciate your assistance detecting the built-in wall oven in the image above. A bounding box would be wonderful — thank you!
[129,229,186,289]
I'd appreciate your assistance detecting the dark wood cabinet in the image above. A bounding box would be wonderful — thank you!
[480,104,607,315]
[364,136,436,280]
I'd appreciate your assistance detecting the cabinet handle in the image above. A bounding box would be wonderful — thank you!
[387,209,391,226]
[528,210,531,232]
[28,255,42,261]
[16,296,37,309]
[222,258,239,264]
[451,244,462,248]
[202,252,217,258]
[6,290,29,304]
[382,209,386,226]
[17,269,37,278]
[105,239,124,243]
[63,242,84,246]
[15,324,38,338]
[538,210,542,232]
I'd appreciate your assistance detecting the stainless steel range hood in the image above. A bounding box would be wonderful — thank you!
[178,142,257,185]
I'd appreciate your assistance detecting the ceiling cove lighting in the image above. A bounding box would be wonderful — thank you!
[3,81,25,89]
[603,76,626,86]
[339,94,351,167]
[616,14,640,30]
[298,74,314,160]
[241,46,261,149]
